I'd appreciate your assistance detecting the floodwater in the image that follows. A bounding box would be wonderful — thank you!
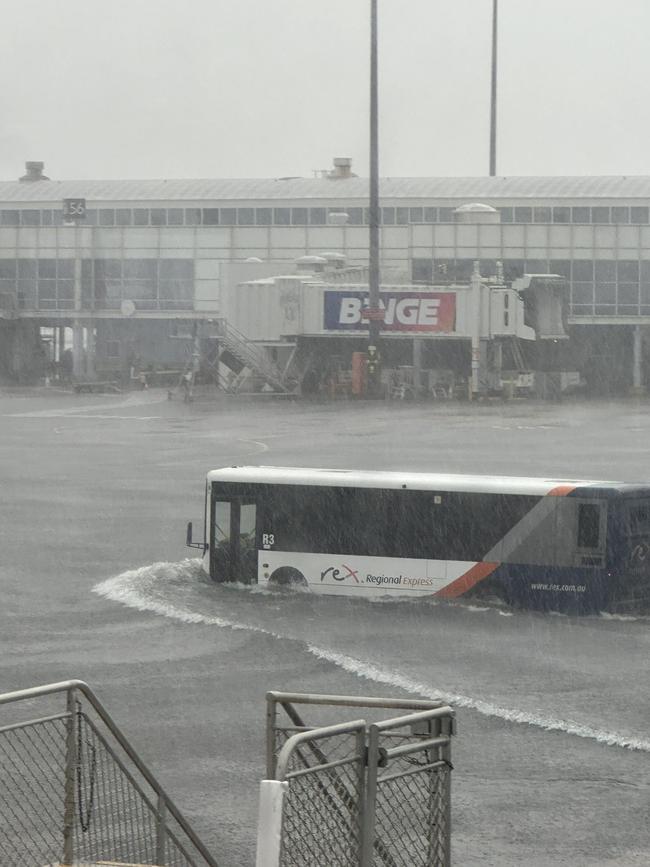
[1,388,649,866]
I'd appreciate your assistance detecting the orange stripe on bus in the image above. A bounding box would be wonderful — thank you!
[435,561,499,599]
[548,485,575,497]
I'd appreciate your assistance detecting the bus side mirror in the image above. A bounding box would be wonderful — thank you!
[186,520,206,550]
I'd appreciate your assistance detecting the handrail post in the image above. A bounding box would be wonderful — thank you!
[155,792,167,865]
[265,693,277,780]
[355,725,367,865]
[62,685,77,866]
[442,720,453,867]
[360,724,379,867]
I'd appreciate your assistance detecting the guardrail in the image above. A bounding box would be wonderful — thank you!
[0,680,219,867]
[259,692,455,867]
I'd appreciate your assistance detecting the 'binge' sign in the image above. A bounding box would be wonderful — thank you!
[324,291,456,333]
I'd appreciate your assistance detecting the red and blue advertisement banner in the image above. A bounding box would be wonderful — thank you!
[323,291,456,333]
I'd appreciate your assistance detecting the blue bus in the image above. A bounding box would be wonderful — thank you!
[186,467,650,614]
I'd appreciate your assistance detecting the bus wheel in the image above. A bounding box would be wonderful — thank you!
[268,567,308,588]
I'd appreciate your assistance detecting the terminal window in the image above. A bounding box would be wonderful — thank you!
[514,207,532,223]
[1,210,19,226]
[273,208,291,225]
[572,207,590,223]
[202,209,219,225]
[412,259,433,283]
[572,260,593,281]
[21,210,41,226]
[550,260,571,278]
[238,208,255,225]
[5,203,650,229]
[631,207,649,224]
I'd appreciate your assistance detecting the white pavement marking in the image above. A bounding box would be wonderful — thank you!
[94,562,650,755]
[11,414,164,421]
[239,439,270,454]
[5,393,167,418]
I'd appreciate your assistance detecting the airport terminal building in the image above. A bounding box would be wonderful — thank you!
[2,159,650,393]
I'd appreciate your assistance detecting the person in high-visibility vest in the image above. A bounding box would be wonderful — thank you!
[366,344,381,396]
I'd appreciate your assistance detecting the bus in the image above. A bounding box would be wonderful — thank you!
[186,466,650,614]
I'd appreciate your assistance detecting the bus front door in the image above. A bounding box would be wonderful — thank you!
[210,498,258,583]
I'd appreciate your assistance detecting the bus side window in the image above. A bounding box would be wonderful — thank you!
[628,503,650,536]
[577,503,601,549]
[214,501,231,546]
[240,503,256,539]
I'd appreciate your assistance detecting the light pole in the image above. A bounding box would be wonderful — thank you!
[367,0,382,395]
[489,0,498,176]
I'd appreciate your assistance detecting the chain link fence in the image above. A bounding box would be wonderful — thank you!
[278,725,366,867]
[367,718,452,867]
[0,680,219,867]
[261,692,455,867]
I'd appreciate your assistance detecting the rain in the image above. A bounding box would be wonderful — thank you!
[1,2,649,866]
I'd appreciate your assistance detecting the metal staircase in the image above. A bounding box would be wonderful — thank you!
[211,319,291,394]
[510,336,528,370]
[0,680,219,867]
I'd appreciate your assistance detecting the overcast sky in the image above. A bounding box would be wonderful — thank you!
[2,0,649,181]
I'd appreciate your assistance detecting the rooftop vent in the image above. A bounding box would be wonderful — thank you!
[328,157,356,179]
[453,202,500,224]
[296,255,327,272]
[19,161,49,183]
[321,251,347,269]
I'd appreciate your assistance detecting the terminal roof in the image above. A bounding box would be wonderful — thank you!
[4,176,650,203]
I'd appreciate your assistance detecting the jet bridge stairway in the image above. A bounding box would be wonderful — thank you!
[211,319,292,394]
[510,336,528,371]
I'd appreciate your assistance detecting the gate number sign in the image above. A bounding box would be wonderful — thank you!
[63,198,86,221]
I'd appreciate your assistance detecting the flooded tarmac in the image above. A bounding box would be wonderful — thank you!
[1,389,649,865]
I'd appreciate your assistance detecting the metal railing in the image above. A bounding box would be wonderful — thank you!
[263,692,455,867]
[213,319,290,393]
[0,680,219,867]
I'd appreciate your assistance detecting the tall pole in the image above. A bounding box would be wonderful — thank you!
[489,0,498,176]
[367,0,382,394]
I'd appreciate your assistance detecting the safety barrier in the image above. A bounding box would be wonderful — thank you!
[0,680,219,867]
[258,692,455,867]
